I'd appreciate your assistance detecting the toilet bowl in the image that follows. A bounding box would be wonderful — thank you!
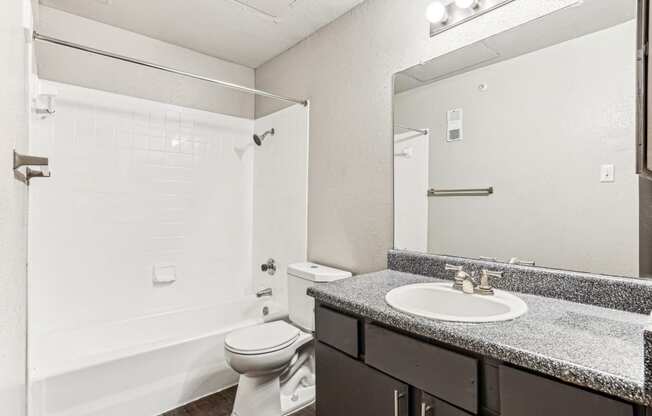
[224,262,351,416]
[225,321,314,416]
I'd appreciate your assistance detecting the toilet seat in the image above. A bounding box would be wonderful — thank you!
[225,321,301,355]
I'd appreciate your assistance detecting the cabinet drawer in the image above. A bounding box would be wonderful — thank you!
[500,366,634,416]
[365,323,479,414]
[315,305,360,357]
[316,342,409,416]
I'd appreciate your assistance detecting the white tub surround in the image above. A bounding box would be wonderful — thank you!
[29,81,255,336]
[28,82,256,416]
[252,104,310,309]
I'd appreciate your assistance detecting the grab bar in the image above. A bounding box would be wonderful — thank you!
[428,187,493,197]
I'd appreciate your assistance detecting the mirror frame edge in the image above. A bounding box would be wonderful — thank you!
[637,0,652,179]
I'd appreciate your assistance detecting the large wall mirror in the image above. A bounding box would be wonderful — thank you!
[392,0,652,278]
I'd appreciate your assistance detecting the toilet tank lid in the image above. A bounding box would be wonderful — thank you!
[287,262,352,282]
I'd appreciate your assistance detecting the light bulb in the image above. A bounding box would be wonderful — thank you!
[455,0,479,9]
[426,1,449,24]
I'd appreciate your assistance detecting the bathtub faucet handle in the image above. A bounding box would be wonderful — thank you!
[261,258,277,276]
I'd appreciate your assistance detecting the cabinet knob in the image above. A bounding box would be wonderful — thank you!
[421,402,433,416]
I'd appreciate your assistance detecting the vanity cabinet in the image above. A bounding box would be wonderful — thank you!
[315,341,409,416]
[314,304,641,416]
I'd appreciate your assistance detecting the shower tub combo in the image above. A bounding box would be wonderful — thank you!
[26,78,308,416]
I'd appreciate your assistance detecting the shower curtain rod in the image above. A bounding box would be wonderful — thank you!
[33,31,309,107]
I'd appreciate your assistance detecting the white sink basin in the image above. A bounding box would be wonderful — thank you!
[385,283,527,323]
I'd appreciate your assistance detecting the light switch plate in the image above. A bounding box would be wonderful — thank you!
[600,164,615,183]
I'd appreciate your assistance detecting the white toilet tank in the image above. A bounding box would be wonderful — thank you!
[287,262,352,331]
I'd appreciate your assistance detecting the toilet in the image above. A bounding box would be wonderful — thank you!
[224,262,352,416]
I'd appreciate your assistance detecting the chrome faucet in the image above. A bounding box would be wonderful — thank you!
[256,288,273,298]
[445,264,502,296]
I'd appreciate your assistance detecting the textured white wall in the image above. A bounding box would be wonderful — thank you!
[36,6,255,119]
[395,22,638,277]
[29,82,255,335]
[255,0,579,274]
[0,0,29,414]
[252,105,309,309]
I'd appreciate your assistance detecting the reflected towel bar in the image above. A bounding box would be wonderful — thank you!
[428,187,494,197]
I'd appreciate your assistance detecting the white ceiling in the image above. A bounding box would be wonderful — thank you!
[39,0,366,68]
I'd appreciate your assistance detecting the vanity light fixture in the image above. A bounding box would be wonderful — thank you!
[454,0,479,10]
[426,1,449,24]
[428,0,516,37]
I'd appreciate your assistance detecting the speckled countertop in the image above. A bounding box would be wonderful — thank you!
[308,270,651,405]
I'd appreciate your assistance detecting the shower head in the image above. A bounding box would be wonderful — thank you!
[253,128,275,146]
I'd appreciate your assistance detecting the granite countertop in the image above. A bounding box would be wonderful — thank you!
[308,270,651,405]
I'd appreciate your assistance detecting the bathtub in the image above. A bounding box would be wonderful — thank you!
[29,297,285,416]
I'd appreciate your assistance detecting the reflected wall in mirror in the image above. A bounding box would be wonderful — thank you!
[392,0,650,278]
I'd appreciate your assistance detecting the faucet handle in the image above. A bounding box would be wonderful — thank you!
[445,264,466,291]
[508,257,535,266]
[479,256,500,262]
[261,258,277,275]
[484,270,504,279]
[477,269,503,295]
[445,264,463,272]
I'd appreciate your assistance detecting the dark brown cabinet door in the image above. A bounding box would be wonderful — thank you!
[419,392,473,416]
[315,305,360,357]
[500,366,634,416]
[316,341,409,416]
[365,323,478,414]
